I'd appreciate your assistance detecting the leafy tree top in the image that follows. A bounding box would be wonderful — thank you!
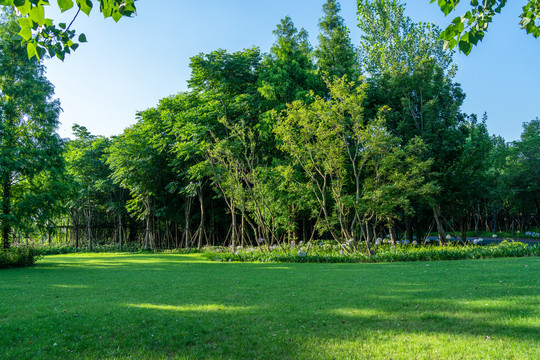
[315,0,360,80]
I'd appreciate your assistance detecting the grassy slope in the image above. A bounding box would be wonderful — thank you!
[0,254,539,360]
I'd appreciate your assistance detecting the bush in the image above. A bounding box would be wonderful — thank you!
[10,243,199,256]
[23,242,144,256]
[0,247,42,269]
[202,241,540,264]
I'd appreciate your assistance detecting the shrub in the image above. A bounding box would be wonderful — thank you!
[0,247,42,269]
[20,242,144,256]
[202,241,540,264]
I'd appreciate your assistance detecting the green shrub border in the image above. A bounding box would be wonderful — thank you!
[202,241,540,263]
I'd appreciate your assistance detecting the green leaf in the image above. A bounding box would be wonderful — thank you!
[57,0,74,13]
[458,40,472,55]
[78,33,87,42]
[29,4,45,24]
[36,45,46,59]
[17,17,32,28]
[47,46,56,57]
[102,6,113,18]
[124,1,136,13]
[76,0,93,16]
[18,26,32,41]
[27,41,38,59]
[59,22,67,29]
[15,0,31,15]
[112,9,122,22]
[13,0,25,6]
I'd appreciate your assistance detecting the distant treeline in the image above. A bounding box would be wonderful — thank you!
[1,1,538,252]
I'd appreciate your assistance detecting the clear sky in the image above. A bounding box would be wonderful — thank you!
[43,0,540,142]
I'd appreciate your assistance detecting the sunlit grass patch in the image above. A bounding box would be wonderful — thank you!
[126,303,255,313]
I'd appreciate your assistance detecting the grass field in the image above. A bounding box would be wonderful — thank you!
[1,254,539,359]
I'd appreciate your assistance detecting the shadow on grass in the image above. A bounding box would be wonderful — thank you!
[0,254,538,359]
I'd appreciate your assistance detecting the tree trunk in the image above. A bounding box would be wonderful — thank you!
[432,204,447,244]
[388,227,397,245]
[2,176,11,250]
[405,215,413,242]
[87,213,92,252]
[460,221,467,244]
[144,214,150,250]
[118,214,123,252]
[197,189,205,250]
[183,197,193,248]
[231,204,237,249]
[75,223,79,249]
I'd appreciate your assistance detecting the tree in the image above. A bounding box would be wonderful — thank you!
[315,0,360,81]
[108,107,180,250]
[503,118,540,229]
[444,115,495,241]
[0,14,63,249]
[258,16,320,107]
[275,77,434,252]
[65,125,121,251]
[0,0,136,59]
[358,1,467,243]
[358,0,454,77]
[430,0,540,54]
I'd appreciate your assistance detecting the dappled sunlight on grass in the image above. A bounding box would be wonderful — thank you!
[51,284,90,289]
[125,303,255,313]
[1,254,539,359]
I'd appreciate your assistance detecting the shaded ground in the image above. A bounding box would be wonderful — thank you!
[1,254,539,359]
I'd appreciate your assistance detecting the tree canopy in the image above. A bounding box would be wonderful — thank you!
[0,13,63,249]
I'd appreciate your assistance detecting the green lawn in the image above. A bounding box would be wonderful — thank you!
[1,254,539,359]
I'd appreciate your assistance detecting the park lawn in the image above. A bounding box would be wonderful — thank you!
[0,254,539,360]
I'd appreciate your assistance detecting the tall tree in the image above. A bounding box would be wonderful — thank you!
[65,125,121,251]
[358,1,466,243]
[0,15,62,249]
[503,118,540,229]
[358,0,454,77]
[108,107,179,250]
[258,16,320,107]
[315,0,360,81]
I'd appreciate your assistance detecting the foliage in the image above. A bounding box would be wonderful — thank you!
[203,240,539,263]
[430,0,540,54]
[316,0,360,81]
[358,0,454,76]
[0,14,63,250]
[501,119,540,220]
[0,246,41,268]
[0,0,136,60]
[258,16,320,107]
[1,1,538,254]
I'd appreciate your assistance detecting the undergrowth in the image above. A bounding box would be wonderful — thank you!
[202,241,540,263]
[0,247,41,269]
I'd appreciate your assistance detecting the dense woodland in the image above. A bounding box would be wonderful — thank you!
[1,0,539,252]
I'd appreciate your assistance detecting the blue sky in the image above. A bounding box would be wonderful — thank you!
[43,0,539,142]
